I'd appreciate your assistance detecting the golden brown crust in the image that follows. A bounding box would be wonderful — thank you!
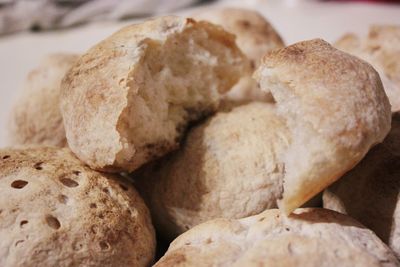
[324,112,400,258]
[0,147,155,267]
[8,54,78,147]
[136,102,289,240]
[154,208,399,267]
[60,16,250,173]
[255,39,391,214]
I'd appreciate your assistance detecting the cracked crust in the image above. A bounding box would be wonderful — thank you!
[324,112,400,258]
[60,16,250,172]
[254,39,391,214]
[8,54,78,147]
[0,147,155,267]
[154,208,399,267]
[135,102,289,240]
[335,25,400,112]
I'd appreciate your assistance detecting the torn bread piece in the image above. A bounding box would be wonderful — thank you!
[335,25,400,112]
[324,112,400,258]
[254,39,391,214]
[60,16,250,172]
[136,102,289,240]
[195,7,284,106]
[154,208,399,267]
[9,53,78,147]
[0,147,155,267]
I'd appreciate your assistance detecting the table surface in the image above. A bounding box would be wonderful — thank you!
[0,0,399,147]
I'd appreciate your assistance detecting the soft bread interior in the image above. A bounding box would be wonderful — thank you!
[115,22,249,170]
[258,70,360,215]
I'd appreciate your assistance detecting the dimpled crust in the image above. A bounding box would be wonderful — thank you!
[136,102,290,240]
[335,25,400,112]
[195,7,285,106]
[9,54,78,147]
[0,147,155,267]
[254,39,391,214]
[154,208,399,267]
[324,112,400,258]
[60,16,250,173]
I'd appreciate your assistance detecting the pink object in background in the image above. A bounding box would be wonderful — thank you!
[329,0,400,2]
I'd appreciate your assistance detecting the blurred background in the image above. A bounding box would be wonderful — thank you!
[0,0,399,146]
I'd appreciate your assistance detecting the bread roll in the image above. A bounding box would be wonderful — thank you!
[194,7,283,69]
[335,25,400,112]
[0,147,155,267]
[324,112,400,258]
[194,7,285,106]
[154,208,399,267]
[8,54,78,147]
[136,102,289,239]
[254,39,391,214]
[60,16,250,173]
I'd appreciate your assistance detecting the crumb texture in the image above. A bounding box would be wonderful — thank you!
[61,16,249,172]
[254,39,392,214]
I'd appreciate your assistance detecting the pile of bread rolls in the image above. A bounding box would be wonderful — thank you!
[4,7,400,267]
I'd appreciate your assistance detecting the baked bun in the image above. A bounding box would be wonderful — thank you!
[194,7,284,106]
[60,16,250,173]
[136,102,289,239]
[154,208,399,267]
[194,7,283,69]
[335,25,400,111]
[0,147,155,267]
[254,39,391,214]
[324,112,400,257]
[8,54,78,147]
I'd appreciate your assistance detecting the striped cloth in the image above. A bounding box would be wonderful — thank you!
[0,0,205,35]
